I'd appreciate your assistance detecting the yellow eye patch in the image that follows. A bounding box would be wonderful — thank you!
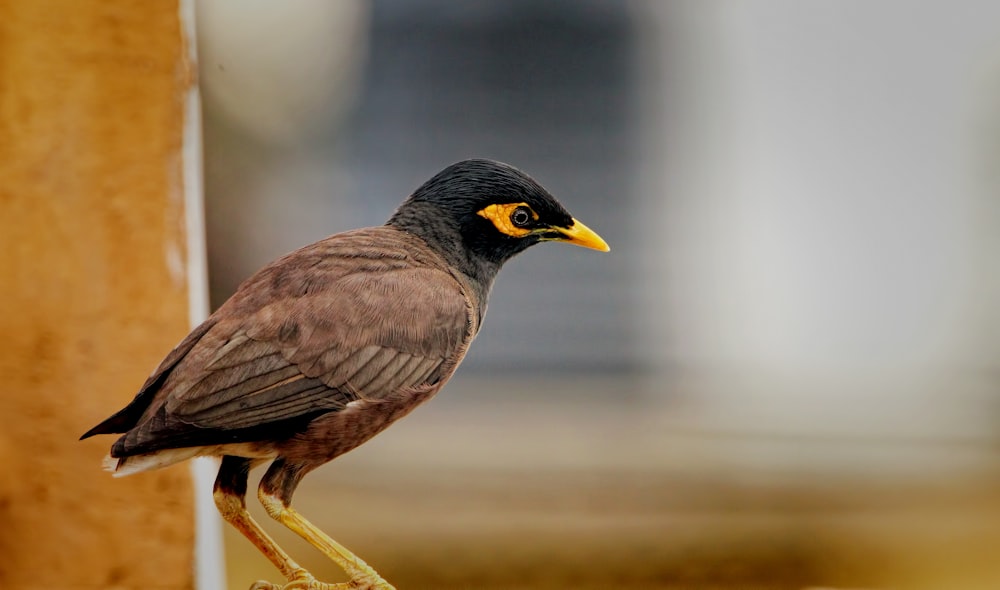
[476,202,539,237]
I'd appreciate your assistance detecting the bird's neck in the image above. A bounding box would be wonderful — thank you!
[387,204,501,303]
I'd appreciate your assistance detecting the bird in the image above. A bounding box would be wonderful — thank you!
[81,158,609,590]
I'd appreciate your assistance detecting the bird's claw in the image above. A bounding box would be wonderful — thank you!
[346,575,395,590]
[247,576,317,590]
[247,573,393,590]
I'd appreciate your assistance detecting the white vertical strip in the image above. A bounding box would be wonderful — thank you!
[179,0,227,589]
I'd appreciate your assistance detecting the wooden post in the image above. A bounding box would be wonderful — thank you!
[0,1,197,587]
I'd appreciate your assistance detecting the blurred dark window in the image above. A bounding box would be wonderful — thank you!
[345,0,639,374]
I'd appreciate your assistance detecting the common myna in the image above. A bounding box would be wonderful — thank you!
[81,159,609,589]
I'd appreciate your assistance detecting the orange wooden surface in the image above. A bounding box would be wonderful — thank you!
[0,1,195,587]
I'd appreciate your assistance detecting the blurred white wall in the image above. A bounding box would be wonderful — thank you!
[196,0,370,309]
[634,1,1000,455]
[197,0,367,146]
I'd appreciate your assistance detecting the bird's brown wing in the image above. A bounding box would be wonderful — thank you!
[113,234,472,456]
[166,267,469,429]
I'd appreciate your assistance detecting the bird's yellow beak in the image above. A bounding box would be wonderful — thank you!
[554,219,610,252]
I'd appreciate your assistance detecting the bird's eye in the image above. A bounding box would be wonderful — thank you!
[510,206,533,228]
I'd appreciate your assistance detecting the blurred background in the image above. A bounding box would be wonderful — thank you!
[196,1,1000,588]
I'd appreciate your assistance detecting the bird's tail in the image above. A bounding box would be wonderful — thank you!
[103,447,202,478]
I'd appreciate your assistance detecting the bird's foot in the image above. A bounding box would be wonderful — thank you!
[248,571,395,590]
[344,573,395,590]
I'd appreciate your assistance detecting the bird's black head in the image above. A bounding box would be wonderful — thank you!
[388,159,608,282]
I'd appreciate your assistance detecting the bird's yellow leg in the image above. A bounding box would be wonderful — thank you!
[216,456,356,590]
[213,486,309,585]
[258,488,396,590]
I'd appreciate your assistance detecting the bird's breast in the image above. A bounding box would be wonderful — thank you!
[275,384,442,466]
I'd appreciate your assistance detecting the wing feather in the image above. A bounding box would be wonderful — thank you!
[205,332,273,370]
[393,354,429,388]
[331,345,384,388]
[364,352,413,394]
